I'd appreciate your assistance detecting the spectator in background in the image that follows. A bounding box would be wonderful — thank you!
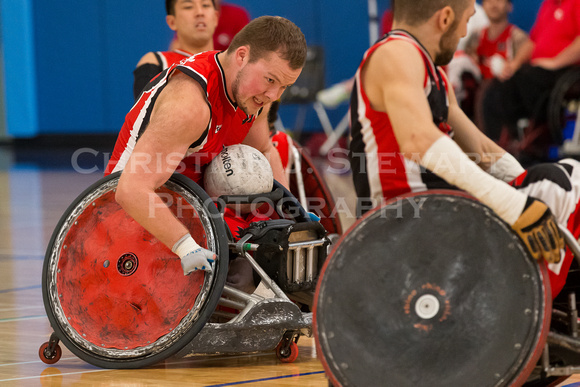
[349,0,579,300]
[213,0,251,51]
[380,3,394,36]
[482,0,580,161]
[444,2,489,119]
[476,0,529,81]
[474,0,529,137]
[133,0,218,100]
[169,0,251,51]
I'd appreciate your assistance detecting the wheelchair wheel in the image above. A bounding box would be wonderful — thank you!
[42,172,229,369]
[314,192,551,387]
[290,141,343,235]
[547,67,580,144]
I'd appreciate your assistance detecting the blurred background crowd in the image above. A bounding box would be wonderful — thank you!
[0,0,576,168]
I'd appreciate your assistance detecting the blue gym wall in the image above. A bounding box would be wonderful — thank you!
[0,0,543,138]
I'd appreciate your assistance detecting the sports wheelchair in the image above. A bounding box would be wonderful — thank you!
[315,191,580,387]
[38,171,332,368]
[548,66,580,158]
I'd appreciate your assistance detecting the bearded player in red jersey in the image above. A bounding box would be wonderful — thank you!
[107,16,306,276]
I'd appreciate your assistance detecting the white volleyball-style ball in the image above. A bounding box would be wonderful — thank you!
[204,144,274,200]
[490,54,506,78]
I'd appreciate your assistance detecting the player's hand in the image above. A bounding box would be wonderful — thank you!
[181,247,216,275]
[511,197,564,263]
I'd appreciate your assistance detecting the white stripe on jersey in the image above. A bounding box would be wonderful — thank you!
[174,49,192,58]
[185,116,212,157]
[113,71,172,173]
[354,32,434,203]
[113,95,154,174]
[354,69,383,203]
[214,55,236,110]
[157,51,169,70]
[403,158,428,193]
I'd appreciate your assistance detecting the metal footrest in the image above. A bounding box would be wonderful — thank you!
[173,299,312,357]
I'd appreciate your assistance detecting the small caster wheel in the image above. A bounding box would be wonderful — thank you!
[276,340,299,363]
[39,341,62,365]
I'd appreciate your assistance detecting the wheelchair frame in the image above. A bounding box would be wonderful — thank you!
[533,226,580,382]
[39,173,331,368]
[314,192,580,387]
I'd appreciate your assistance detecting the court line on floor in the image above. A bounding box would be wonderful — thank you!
[0,350,284,369]
[0,254,44,260]
[0,284,42,294]
[0,368,109,382]
[0,357,77,367]
[205,371,326,386]
[0,305,44,312]
[0,314,45,323]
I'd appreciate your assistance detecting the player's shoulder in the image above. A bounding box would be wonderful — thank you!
[375,36,424,59]
[510,25,528,40]
[178,51,215,69]
[136,51,161,68]
[367,38,425,76]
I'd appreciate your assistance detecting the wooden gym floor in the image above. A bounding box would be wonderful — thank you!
[0,139,579,386]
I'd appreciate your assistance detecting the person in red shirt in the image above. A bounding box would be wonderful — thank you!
[442,2,489,119]
[133,0,219,100]
[476,0,529,80]
[474,0,529,136]
[213,0,251,51]
[380,8,394,36]
[481,0,580,151]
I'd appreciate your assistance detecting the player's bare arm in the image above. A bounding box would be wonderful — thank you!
[501,38,534,80]
[439,70,507,170]
[511,27,530,55]
[533,36,580,70]
[136,52,160,68]
[116,71,211,250]
[364,40,445,159]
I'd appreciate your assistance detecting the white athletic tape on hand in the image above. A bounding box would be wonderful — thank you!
[420,136,527,225]
[486,152,525,183]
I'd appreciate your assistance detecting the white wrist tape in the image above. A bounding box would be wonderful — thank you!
[172,234,202,259]
[420,136,527,225]
[486,152,525,182]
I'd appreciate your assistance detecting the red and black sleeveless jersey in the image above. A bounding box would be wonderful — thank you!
[349,30,454,212]
[106,50,260,183]
[477,25,515,79]
[154,49,193,70]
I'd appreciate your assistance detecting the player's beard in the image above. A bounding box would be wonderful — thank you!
[231,69,251,115]
[434,19,460,66]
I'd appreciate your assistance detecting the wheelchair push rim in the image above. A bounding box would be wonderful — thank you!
[314,191,552,387]
[42,172,229,369]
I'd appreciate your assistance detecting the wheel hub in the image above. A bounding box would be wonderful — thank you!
[117,253,138,276]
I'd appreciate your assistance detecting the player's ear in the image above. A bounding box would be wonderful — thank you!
[166,14,177,31]
[437,6,456,33]
[235,46,250,67]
